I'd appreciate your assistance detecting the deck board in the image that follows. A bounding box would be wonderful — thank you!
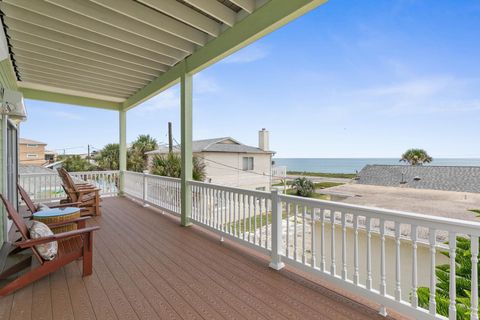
[1,197,395,320]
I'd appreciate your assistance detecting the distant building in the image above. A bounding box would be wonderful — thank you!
[146,129,274,191]
[357,165,480,193]
[19,138,48,166]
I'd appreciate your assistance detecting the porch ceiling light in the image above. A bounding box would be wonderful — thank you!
[0,87,27,123]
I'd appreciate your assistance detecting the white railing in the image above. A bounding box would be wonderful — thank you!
[122,171,480,320]
[19,170,119,202]
[70,171,119,196]
[272,165,287,179]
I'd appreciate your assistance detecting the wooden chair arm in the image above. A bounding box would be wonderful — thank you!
[77,188,100,195]
[48,202,82,208]
[15,226,100,248]
[45,216,92,228]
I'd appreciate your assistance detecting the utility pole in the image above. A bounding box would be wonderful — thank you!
[168,122,173,153]
[87,144,91,160]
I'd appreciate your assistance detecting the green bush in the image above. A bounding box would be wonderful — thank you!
[417,236,478,319]
[291,177,315,197]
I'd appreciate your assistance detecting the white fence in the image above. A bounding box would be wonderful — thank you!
[272,165,287,179]
[19,170,119,202]
[122,171,480,320]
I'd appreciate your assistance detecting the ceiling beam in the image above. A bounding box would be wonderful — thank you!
[14,49,154,84]
[229,0,256,13]
[21,75,130,98]
[15,56,145,89]
[4,17,178,66]
[10,40,163,77]
[136,0,220,37]
[9,32,169,72]
[17,67,139,92]
[45,0,196,53]
[19,84,124,110]
[183,0,237,27]
[123,0,328,111]
[0,1,187,60]
[91,0,208,46]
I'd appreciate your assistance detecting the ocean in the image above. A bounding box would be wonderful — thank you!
[273,158,480,174]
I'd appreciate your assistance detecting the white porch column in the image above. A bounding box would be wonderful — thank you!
[119,110,127,195]
[180,66,193,227]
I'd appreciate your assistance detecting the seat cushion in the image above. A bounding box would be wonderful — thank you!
[37,203,50,211]
[29,221,58,261]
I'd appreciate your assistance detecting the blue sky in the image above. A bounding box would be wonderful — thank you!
[21,0,480,158]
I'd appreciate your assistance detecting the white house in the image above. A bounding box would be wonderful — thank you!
[146,129,274,191]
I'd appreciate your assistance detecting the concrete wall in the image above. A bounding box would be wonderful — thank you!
[201,152,272,191]
[314,222,449,301]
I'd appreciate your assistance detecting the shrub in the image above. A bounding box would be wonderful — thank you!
[291,177,315,197]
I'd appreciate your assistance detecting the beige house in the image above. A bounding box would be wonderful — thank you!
[147,129,274,191]
[19,138,48,166]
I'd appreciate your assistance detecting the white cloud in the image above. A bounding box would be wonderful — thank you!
[138,89,179,113]
[222,43,269,64]
[193,73,219,94]
[52,111,83,120]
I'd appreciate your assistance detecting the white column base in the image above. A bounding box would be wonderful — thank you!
[379,305,388,317]
[269,261,285,271]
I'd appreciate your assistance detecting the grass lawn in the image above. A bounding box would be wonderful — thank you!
[230,211,289,234]
[314,182,344,189]
[287,171,356,179]
[286,189,329,200]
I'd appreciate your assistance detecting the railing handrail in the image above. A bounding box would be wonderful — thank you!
[189,180,271,197]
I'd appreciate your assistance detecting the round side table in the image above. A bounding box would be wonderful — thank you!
[33,207,81,234]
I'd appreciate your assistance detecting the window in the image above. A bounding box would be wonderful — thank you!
[27,144,38,148]
[26,154,38,158]
[242,157,254,170]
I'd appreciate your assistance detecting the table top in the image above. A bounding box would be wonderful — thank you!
[33,207,81,218]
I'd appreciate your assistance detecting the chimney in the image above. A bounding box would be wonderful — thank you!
[258,128,269,151]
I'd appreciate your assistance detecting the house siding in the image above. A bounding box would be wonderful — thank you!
[19,143,47,166]
[200,152,272,191]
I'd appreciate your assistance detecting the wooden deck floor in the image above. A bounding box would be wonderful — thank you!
[0,197,393,320]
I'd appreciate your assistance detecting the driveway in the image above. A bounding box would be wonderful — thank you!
[321,183,480,221]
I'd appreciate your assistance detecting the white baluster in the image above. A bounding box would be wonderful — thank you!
[248,195,252,242]
[242,194,246,240]
[395,223,402,301]
[411,225,418,309]
[429,229,437,315]
[380,219,386,296]
[331,210,336,276]
[253,196,257,245]
[341,213,347,280]
[302,206,307,264]
[449,233,457,320]
[320,209,326,272]
[285,202,290,258]
[311,208,316,268]
[233,193,238,236]
[259,197,263,245]
[294,204,298,261]
[471,235,479,320]
[353,215,359,285]
[366,216,372,290]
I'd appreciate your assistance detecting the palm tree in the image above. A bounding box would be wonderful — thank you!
[129,135,158,172]
[400,149,433,165]
[150,153,206,181]
[96,143,120,170]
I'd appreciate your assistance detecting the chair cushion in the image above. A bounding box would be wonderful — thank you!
[29,221,58,261]
[37,203,50,211]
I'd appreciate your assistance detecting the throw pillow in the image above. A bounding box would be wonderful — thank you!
[29,221,58,261]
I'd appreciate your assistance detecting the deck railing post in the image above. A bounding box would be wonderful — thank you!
[118,110,127,196]
[269,189,285,270]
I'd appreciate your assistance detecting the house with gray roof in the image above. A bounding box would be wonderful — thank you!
[357,165,480,193]
[146,129,275,191]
